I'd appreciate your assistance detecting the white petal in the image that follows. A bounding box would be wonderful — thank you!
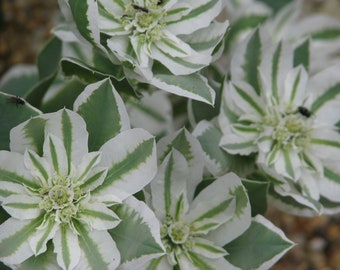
[94,128,157,200]
[74,225,120,270]
[78,201,121,230]
[2,194,41,220]
[43,133,69,176]
[53,226,81,270]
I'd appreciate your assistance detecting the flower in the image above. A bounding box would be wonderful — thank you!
[219,39,340,215]
[57,0,228,104]
[145,147,251,269]
[0,108,158,269]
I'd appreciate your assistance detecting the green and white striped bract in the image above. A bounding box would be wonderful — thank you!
[0,109,158,269]
[146,147,251,269]
[58,0,228,104]
[219,40,340,215]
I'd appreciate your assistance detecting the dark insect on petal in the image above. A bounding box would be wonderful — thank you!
[297,106,311,118]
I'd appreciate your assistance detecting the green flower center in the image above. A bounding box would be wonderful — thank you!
[49,185,74,209]
[121,2,165,42]
[265,106,312,149]
[38,175,86,224]
[168,222,190,244]
[161,216,194,259]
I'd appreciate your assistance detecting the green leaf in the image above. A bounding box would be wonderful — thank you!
[0,92,41,150]
[37,37,62,81]
[68,0,100,47]
[26,37,62,108]
[258,0,293,13]
[225,14,268,52]
[293,39,310,71]
[40,78,86,113]
[242,179,268,216]
[15,242,58,270]
[188,77,223,126]
[61,57,122,83]
[109,201,164,264]
[0,65,38,97]
[152,68,215,105]
[74,79,130,151]
[224,215,294,269]
[233,28,263,95]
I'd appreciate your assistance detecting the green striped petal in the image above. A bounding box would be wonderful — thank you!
[93,128,157,200]
[205,173,251,246]
[152,45,209,76]
[282,65,308,106]
[0,182,26,201]
[78,201,121,230]
[186,174,238,235]
[224,215,294,270]
[0,216,44,265]
[157,128,205,201]
[53,225,81,270]
[43,134,69,177]
[74,152,102,184]
[166,0,222,35]
[126,91,173,138]
[73,221,120,269]
[310,65,340,114]
[150,72,215,105]
[268,183,322,216]
[192,237,227,259]
[42,109,89,168]
[177,251,231,270]
[193,120,230,176]
[74,78,130,151]
[319,166,340,203]
[151,150,189,220]
[259,41,293,102]
[24,149,52,186]
[109,197,164,267]
[0,151,39,190]
[229,82,265,117]
[183,20,229,55]
[78,167,108,193]
[230,28,263,95]
[9,116,47,156]
[64,0,102,48]
[2,194,41,220]
[310,128,340,160]
[29,218,58,256]
[273,148,301,181]
[220,132,258,156]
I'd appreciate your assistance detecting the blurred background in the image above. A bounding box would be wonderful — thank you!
[0,0,340,269]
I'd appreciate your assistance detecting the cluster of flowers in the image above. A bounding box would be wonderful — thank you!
[0,0,340,269]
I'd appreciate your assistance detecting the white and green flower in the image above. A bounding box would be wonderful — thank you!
[219,36,340,215]
[0,104,159,268]
[146,148,251,269]
[57,0,228,104]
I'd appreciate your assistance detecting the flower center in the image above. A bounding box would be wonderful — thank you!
[264,106,312,149]
[49,185,74,209]
[38,174,86,224]
[168,221,190,244]
[121,2,164,42]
